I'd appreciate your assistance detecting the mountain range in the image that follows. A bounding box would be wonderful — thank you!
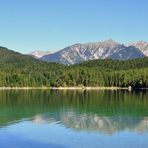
[31,40,148,65]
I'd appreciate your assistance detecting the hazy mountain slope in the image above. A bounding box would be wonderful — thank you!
[129,41,148,56]
[108,46,145,60]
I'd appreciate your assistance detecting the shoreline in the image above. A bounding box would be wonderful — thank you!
[51,87,128,90]
[0,87,51,90]
[0,86,147,90]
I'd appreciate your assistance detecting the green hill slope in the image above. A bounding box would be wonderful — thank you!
[0,46,64,87]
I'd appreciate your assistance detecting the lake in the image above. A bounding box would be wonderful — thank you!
[0,90,148,148]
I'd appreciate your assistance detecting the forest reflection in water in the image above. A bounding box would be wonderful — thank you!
[0,90,148,134]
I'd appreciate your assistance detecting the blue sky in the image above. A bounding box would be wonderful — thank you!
[0,0,147,53]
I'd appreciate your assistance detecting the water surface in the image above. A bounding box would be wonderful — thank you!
[0,90,148,148]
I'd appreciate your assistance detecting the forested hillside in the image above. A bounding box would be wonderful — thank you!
[0,46,148,88]
[0,46,65,87]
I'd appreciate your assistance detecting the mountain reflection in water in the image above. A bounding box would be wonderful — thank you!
[0,90,148,135]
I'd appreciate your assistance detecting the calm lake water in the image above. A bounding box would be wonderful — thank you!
[0,90,148,148]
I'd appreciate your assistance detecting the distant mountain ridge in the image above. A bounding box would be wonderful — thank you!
[129,41,148,56]
[31,50,51,58]
[31,39,148,65]
[109,46,144,60]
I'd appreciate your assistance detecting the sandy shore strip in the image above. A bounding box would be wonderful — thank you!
[0,87,50,90]
[51,87,128,90]
[0,86,147,90]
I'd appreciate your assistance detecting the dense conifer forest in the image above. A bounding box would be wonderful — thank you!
[0,46,148,88]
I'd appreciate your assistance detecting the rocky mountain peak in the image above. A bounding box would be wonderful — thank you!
[29,40,147,65]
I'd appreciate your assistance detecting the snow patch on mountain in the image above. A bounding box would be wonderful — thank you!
[31,51,51,58]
